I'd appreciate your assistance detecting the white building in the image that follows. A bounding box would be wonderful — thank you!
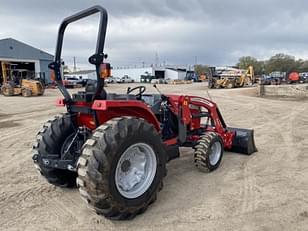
[112,66,189,82]
[65,70,96,80]
[155,67,187,80]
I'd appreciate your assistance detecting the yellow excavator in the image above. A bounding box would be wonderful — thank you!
[209,65,255,89]
[0,62,44,97]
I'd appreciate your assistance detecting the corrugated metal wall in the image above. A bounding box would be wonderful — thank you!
[39,60,52,83]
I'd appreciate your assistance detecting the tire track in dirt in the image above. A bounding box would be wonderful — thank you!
[0,183,61,229]
[47,198,79,226]
[260,103,306,163]
[0,124,39,144]
[238,161,259,214]
[0,184,56,205]
[0,149,33,174]
[0,107,61,142]
[236,101,306,216]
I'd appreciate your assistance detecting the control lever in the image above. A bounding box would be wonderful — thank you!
[153,84,168,100]
[153,84,162,94]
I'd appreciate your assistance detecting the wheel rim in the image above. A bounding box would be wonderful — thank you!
[115,143,157,199]
[209,141,222,165]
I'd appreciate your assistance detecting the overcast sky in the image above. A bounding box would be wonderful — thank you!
[1,0,308,69]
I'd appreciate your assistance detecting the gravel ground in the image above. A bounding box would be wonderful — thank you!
[0,83,307,231]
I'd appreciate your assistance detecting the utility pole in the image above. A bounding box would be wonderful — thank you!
[194,56,197,65]
[73,56,77,72]
[155,52,159,67]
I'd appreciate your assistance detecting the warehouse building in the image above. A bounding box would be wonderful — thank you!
[111,66,189,82]
[0,38,54,85]
[154,67,187,80]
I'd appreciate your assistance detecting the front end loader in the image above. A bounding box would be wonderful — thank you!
[208,66,254,89]
[32,5,257,220]
[0,66,44,97]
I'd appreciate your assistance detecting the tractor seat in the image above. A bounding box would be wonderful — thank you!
[73,80,107,102]
[85,80,136,100]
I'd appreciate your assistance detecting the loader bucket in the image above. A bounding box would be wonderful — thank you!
[227,127,257,155]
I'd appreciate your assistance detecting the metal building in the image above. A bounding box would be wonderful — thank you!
[111,66,190,82]
[0,38,54,85]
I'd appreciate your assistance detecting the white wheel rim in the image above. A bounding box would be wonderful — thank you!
[209,141,222,165]
[115,143,157,199]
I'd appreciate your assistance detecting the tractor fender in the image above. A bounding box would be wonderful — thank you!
[92,100,161,131]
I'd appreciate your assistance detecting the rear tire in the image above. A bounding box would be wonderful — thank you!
[1,84,14,96]
[194,132,224,172]
[33,114,78,187]
[22,88,32,97]
[227,81,235,89]
[77,117,166,220]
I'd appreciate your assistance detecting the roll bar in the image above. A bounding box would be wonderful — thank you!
[49,5,108,102]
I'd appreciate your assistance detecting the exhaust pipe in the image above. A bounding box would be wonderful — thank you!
[227,127,257,155]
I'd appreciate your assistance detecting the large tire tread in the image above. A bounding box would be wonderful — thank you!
[77,117,166,220]
[33,113,77,187]
[194,132,223,172]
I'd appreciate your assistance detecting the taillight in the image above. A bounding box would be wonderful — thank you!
[50,70,56,82]
[100,63,111,78]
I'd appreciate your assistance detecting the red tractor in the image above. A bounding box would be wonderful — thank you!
[32,6,257,220]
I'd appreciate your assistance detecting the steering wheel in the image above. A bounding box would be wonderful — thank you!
[127,86,146,99]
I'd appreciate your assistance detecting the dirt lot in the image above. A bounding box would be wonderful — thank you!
[0,83,307,231]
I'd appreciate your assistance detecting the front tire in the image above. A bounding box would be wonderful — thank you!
[77,117,166,220]
[194,132,224,172]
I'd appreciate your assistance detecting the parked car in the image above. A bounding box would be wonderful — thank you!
[118,75,134,83]
[63,76,79,88]
[260,75,281,85]
[299,72,308,83]
[106,76,120,83]
[140,74,155,83]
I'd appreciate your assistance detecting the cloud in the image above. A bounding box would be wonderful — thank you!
[0,0,308,69]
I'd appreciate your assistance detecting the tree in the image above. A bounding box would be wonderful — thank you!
[194,64,209,76]
[297,59,308,72]
[265,53,300,74]
[237,56,264,75]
